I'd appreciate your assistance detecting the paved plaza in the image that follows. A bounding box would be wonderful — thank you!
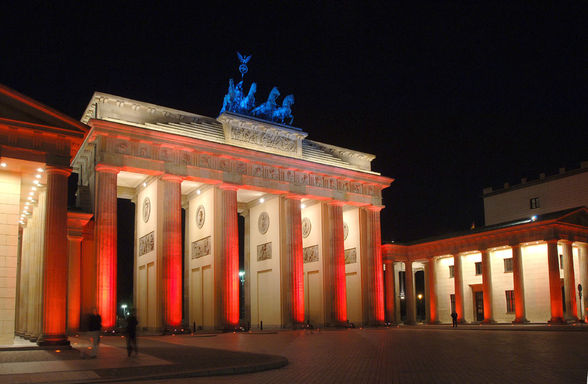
[1,326,587,383]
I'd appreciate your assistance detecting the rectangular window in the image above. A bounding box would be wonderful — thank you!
[529,197,540,209]
[559,254,563,270]
[450,294,456,314]
[505,290,515,313]
[475,262,482,275]
[503,258,513,273]
[449,265,454,278]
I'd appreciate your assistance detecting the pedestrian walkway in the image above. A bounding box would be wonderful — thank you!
[0,334,287,383]
[1,325,587,384]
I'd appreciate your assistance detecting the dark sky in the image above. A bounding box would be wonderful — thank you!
[2,2,586,242]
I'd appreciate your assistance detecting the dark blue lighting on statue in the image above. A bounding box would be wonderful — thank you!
[220,52,295,125]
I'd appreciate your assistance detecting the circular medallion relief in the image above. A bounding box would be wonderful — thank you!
[343,222,349,240]
[142,197,151,223]
[196,205,205,229]
[258,212,270,235]
[302,217,312,238]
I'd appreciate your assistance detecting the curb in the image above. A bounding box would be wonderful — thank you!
[46,357,289,384]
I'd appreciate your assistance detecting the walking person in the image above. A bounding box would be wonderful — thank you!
[126,310,138,357]
[83,307,102,358]
[451,311,458,328]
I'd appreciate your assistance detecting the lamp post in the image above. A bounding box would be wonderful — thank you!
[417,293,423,321]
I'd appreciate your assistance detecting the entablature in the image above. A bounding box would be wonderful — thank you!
[74,119,393,206]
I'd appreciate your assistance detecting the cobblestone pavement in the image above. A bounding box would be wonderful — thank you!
[127,327,588,384]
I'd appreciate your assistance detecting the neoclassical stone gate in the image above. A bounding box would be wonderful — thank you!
[73,92,393,331]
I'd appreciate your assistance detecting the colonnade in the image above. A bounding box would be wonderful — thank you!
[93,167,385,331]
[384,240,588,325]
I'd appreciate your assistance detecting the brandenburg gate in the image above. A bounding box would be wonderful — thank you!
[71,87,392,332]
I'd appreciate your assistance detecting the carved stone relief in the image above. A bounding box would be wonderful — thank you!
[192,236,211,259]
[303,245,319,263]
[139,231,154,256]
[257,242,272,261]
[196,205,205,229]
[302,217,312,238]
[344,248,357,264]
[258,212,270,234]
[142,197,151,223]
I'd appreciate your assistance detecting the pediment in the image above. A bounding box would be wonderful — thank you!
[0,84,87,136]
[556,208,588,227]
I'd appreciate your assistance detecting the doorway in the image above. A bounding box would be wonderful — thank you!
[475,291,484,321]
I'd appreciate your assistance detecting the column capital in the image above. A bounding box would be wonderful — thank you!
[327,200,345,207]
[161,174,183,183]
[218,183,239,191]
[363,205,384,213]
[284,193,304,201]
[67,234,83,242]
[45,165,72,177]
[545,238,559,245]
[95,164,120,174]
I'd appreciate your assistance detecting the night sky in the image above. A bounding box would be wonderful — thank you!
[2,3,586,242]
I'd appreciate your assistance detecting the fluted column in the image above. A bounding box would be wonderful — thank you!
[242,209,251,327]
[561,241,578,321]
[94,165,119,329]
[405,260,416,324]
[359,206,385,325]
[453,253,465,323]
[38,166,71,345]
[511,244,528,323]
[384,262,396,324]
[215,185,239,329]
[428,258,439,324]
[546,239,564,323]
[481,249,494,323]
[322,201,347,326]
[66,233,83,332]
[16,225,29,336]
[578,243,588,322]
[280,196,304,327]
[27,189,45,341]
[162,175,183,328]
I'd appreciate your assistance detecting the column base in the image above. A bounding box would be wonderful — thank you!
[482,319,496,324]
[548,317,565,324]
[427,320,441,325]
[512,318,529,324]
[403,320,417,325]
[37,335,71,347]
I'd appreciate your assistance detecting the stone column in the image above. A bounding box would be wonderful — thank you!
[66,233,83,332]
[16,225,29,336]
[561,241,578,321]
[404,260,416,324]
[38,166,71,346]
[94,165,119,329]
[511,244,528,323]
[546,239,564,323]
[428,257,439,324]
[27,189,45,341]
[578,243,588,322]
[384,261,396,324]
[359,206,385,325]
[215,185,239,330]
[280,196,304,327]
[322,201,347,326]
[161,175,183,329]
[242,209,251,328]
[453,253,466,323]
[481,249,494,323]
